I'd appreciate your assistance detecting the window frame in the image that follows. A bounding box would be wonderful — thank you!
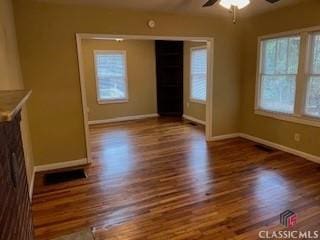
[94,50,129,104]
[190,46,208,104]
[255,28,320,128]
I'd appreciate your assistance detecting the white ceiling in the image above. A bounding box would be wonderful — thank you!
[38,0,307,17]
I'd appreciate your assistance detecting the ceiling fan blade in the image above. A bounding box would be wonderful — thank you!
[202,0,218,7]
[265,0,281,3]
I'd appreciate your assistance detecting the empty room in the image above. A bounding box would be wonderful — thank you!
[0,0,319,239]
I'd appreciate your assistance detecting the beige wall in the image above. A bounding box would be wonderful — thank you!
[11,0,319,167]
[82,39,157,121]
[183,41,206,122]
[241,0,320,157]
[13,0,241,165]
[0,0,34,192]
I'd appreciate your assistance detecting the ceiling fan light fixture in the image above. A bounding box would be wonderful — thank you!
[219,0,250,9]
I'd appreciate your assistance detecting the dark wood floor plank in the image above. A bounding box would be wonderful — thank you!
[32,117,320,239]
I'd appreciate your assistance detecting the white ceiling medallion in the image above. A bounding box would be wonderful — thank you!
[147,20,156,29]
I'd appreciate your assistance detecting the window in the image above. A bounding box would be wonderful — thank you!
[256,29,320,127]
[190,47,207,103]
[94,50,128,103]
[258,36,300,114]
[305,33,320,118]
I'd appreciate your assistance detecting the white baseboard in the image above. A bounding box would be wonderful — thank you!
[207,132,320,164]
[29,167,35,201]
[239,133,320,164]
[183,114,206,125]
[88,113,159,125]
[209,133,241,141]
[34,158,88,172]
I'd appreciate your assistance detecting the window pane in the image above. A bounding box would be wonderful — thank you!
[95,52,127,100]
[288,37,301,74]
[305,76,320,117]
[311,34,320,74]
[263,39,277,74]
[191,48,207,101]
[260,75,296,113]
[275,38,289,74]
[262,36,300,75]
[259,36,300,113]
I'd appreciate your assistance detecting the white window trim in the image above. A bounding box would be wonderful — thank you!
[94,50,129,104]
[255,26,320,128]
[190,46,207,104]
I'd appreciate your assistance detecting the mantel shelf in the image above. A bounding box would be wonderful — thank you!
[0,90,32,122]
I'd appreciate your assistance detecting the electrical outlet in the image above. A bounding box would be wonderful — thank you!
[186,102,190,108]
[294,133,301,142]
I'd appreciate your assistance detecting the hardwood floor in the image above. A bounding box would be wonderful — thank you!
[32,117,320,240]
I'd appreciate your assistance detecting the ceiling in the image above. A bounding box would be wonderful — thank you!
[38,0,307,17]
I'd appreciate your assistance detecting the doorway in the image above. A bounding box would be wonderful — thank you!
[76,34,214,163]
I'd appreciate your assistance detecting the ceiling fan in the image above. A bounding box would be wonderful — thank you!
[202,0,281,23]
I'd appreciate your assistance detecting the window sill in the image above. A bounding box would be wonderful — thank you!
[255,109,320,128]
[98,99,128,104]
[190,99,206,105]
